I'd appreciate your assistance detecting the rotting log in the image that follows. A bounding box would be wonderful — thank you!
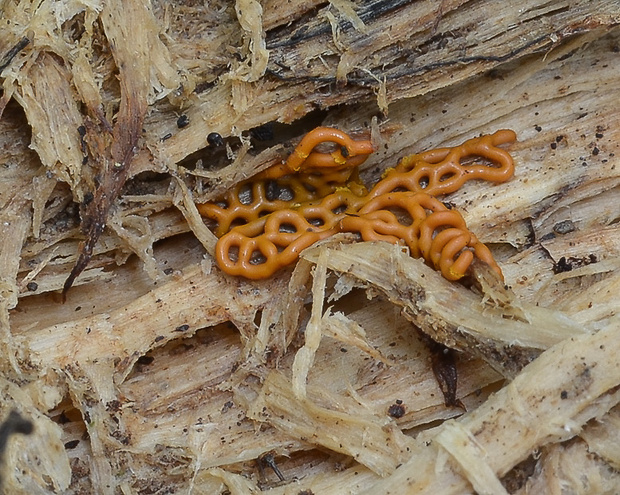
[0,1,619,493]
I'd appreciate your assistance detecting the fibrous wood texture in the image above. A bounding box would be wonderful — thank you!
[1,1,620,494]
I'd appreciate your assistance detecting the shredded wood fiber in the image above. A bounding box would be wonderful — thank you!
[0,1,619,493]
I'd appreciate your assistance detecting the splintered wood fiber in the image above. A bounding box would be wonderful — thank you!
[0,1,620,494]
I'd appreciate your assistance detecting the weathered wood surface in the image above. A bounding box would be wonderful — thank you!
[1,0,620,493]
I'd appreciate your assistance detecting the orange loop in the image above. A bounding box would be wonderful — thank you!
[284,126,375,173]
[198,128,373,235]
[372,129,516,198]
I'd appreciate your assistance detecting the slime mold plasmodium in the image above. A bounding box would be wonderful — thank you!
[197,127,516,281]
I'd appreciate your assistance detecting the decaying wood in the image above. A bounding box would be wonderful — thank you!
[1,0,620,493]
[514,437,620,494]
[362,318,620,494]
[62,0,165,296]
[302,241,586,377]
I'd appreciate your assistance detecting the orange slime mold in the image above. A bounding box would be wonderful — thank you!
[198,128,516,281]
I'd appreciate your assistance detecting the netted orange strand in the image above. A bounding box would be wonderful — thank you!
[339,209,412,248]
[370,129,516,198]
[215,188,503,281]
[197,168,367,237]
[215,188,369,279]
[215,209,340,279]
[253,152,365,181]
[341,192,503,281]
[284,126,375,173]
[198,127,373,236]
[343,192,431,256]
[207,129,513,281]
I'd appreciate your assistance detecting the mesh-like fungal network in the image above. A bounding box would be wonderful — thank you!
[197,127,516,281]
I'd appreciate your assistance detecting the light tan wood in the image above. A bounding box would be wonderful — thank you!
[1,1,619,493]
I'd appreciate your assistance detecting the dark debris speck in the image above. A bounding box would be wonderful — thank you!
[388,403,406,418]
[64,439,80,449]
[553,219,576,235]
[177,114,190,128]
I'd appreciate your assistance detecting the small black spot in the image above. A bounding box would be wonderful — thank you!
[26,281,38,291]
[388,403,406,418]
[207,132,224,147]
[154,335,165,343]
[176,114,190,128]
[175,324,190,332]
[592,147,600,156]
[164,268,174,275]
[560,390,568,399]
[64,439,80,449]
[534,125,542,132]
[161,132,172,141]
[554,256,572,273]
[550,142,557,150]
